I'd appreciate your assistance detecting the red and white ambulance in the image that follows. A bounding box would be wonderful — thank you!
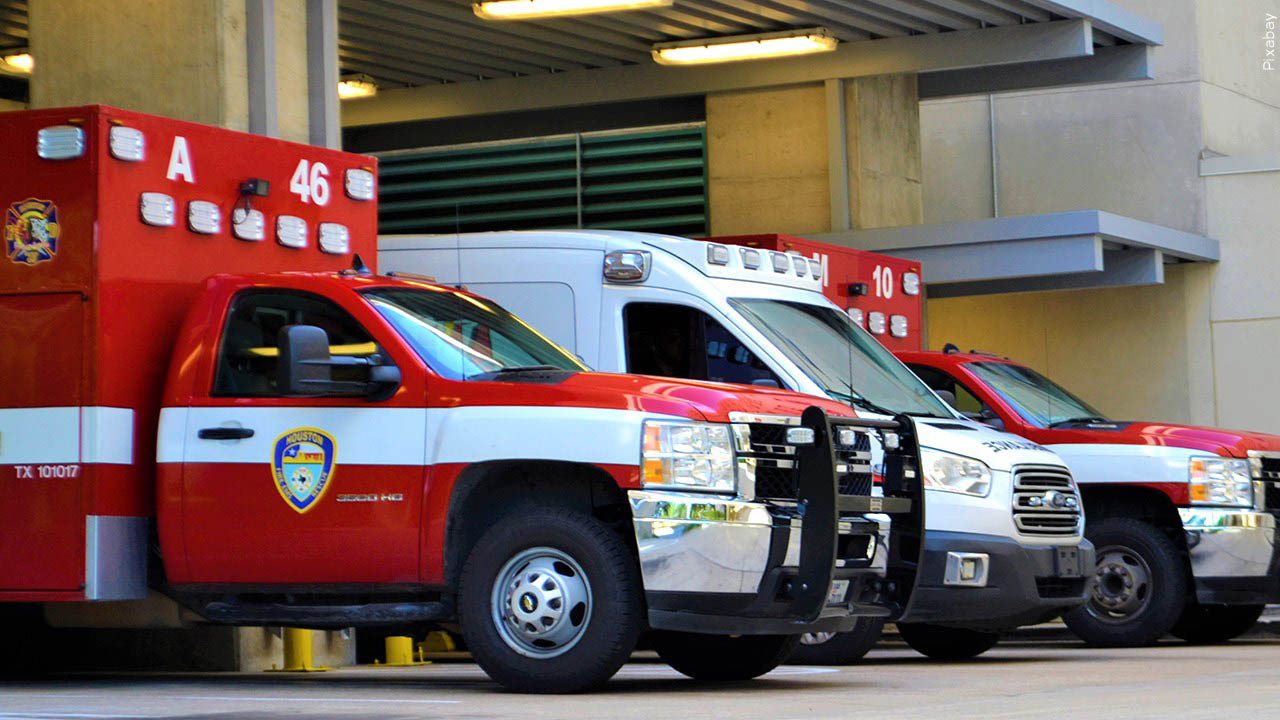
[900,347,1280,646]
[0,106,919,692]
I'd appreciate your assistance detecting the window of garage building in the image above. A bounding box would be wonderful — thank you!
[373,123,708,237]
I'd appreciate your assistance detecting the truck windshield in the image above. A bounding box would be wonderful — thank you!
[966,361,1107,427]
[730,299,952,418]
[362,287,586,380]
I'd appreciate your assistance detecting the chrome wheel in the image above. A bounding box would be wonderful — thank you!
[1087,544,1153,623]
[800,632,836,646]
[490,546,593,658]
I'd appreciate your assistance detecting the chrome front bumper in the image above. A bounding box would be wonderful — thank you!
[1181,508,1277,580]
[630,489,889,594]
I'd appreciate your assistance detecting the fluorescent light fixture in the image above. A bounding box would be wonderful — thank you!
[474,0,672,20]
[653,28,837,66]
[338,75,377,100]
[2,52,33,74]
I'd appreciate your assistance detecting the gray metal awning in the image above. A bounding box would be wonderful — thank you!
[812,210,1220,298]
[339,0,1161,126]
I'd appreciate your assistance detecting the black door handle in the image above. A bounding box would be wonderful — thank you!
[198,427,255,440]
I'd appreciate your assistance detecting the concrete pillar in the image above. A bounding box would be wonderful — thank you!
[27,0,311,142]
[706,74,922,235]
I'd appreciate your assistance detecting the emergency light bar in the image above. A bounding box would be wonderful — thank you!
[37,126,86,160]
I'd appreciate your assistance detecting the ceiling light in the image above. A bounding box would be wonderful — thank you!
[653,28,838,66]
[2,52,33,74]
[337,75,377,100]
[474,0,673,20]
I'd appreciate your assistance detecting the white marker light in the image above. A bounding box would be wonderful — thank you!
[868,311,887,335]
[786,427,816,445]
[37,126,85,160]
[653,28,838,66]
[903,271,921,296]
[232,208,265,241]
[603,249,651,282]
[108,126,145,162]
[809,258,823,279]
[345,168,375,200]
[474,0,672,20]
[139,192,176,227]
[771,252,789,273]
[890,312,911,338]
[847,308,864,327]
[187,201,221,235]
[318,223,351,254]
[276,215,308,249]
[706,243,730,266]
[791,254,807,277]
[740,248,761,270]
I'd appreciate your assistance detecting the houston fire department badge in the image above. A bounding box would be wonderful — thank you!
[5,198,60,266]
[271,428,337,513]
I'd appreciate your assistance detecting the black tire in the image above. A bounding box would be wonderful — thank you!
[457,507,643,693]
[652,631,800,681]
[788,618,886,665]
[897,623,1000,660]
[1170,603,1264,644]
[1063,517,1188,647]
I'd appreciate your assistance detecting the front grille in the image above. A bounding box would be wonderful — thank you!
[1012,465,1082,536]
[743,420,874,502]
[1257,455,1280,510]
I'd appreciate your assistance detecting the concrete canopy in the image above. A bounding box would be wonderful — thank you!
[337,0,1161,125]
[813,210,1220,298]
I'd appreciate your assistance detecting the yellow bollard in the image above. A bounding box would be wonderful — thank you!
[377,635,429,667]
[421,630,458,654]
[267,627,330,672]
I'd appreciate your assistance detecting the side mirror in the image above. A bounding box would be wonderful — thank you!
[278,325,334,395]
[935,389,958,409]
[277,325,401,400]
[962,408,1004,431]
[752,378,781,388]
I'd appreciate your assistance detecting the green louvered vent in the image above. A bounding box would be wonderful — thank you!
[376,124,707,236]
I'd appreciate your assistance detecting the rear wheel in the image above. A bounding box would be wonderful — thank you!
[897,623,1000,660]
[457,507,643,693]
[789,618,886,665]
[652,632,799,681]
[1170,603,1264,644]
[1063,517,1187,647]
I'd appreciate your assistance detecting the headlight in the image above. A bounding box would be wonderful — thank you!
[920,448,992,497]
[1190,457,1253,508]
[642,420,736,493]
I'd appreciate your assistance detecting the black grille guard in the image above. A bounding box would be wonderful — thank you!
[790,406,925,623]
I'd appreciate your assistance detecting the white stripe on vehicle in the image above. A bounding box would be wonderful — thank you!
[158,405,682,467]
[0,407,134,465]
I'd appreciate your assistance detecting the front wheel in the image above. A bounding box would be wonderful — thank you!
[897,623,1000,660]
[652,632,799,681]
[1063,517,1187,647]
[789,618,886,665]
[1170,603,1264,644]
[457,507,643,693]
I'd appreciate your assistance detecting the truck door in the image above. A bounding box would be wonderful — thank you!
[179,289,424,584]
[0,293,85,592]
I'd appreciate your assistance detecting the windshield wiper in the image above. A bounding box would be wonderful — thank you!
[1048,415,1110,427]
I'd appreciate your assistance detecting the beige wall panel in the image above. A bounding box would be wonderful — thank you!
[275,0,310,143]
[1204,171,1280,322]
[0,99,26,112]
[1197,0,1280,109]
[707,85,830,234]
[847,74,922,229]
[1212,317,1280,432]
[29,0,249,130]
[991,82,1206,234]
[926,268,1200,423]
[1200,81,1280,155]
[920,96,994,223]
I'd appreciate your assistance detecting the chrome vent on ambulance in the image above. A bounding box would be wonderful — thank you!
[736,415,874,502]
[1012,465,1082,536]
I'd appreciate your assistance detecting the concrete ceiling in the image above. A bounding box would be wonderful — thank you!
[336,0,1160,89]
[0,0,26,52]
